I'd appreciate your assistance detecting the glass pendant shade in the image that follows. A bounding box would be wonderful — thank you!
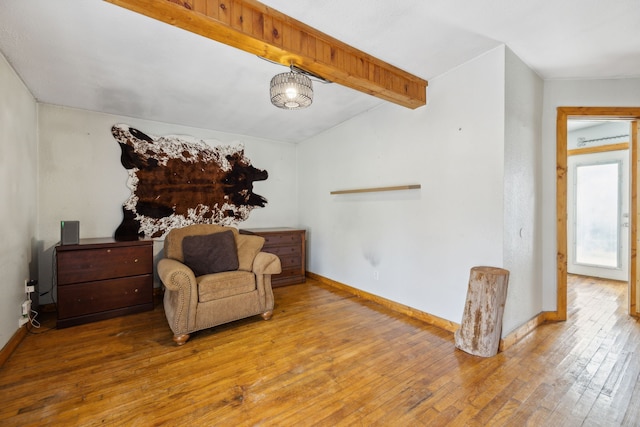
[270,71,313,109]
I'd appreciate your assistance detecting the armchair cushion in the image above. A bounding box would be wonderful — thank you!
[197,271,256,302]
[182,230,239,276]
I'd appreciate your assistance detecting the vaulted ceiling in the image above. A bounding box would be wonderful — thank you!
[1,0,639,143]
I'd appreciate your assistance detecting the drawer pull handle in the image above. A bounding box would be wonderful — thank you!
[134,288,139,293]
[107,249,111,253]
[134,259,139,263]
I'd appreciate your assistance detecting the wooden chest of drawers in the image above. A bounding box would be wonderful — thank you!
[240,228,306,287]
[56,238,154,328]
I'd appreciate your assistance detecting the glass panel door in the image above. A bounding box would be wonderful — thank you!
[574,161,620,267]
[568,150,629,281]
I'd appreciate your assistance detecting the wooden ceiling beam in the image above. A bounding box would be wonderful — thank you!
[104,0,427,109]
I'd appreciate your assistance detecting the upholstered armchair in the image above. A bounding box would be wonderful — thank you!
[157,224,281,345]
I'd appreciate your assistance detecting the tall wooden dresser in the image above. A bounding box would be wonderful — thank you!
[240,228,306,287]
[55,238,154,328]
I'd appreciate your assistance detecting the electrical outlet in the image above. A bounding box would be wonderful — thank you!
[22,300,31,316]
[19,316,29,327]
[25,279,35,294]
[373,270,380,280]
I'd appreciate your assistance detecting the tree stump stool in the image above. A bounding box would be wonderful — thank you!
[454,266,510,357]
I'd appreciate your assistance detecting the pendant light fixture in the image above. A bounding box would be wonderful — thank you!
[270,65,313,110]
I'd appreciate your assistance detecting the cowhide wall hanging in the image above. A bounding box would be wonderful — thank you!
[111,124,268,240]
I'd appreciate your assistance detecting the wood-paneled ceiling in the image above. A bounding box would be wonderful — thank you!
[0,0,638,142]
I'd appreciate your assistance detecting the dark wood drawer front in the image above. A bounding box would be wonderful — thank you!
[279,255,302,269]
[265,245,301,257]
[240,228,305,287]
[57,246,152,285]
[56,238,154,328]
[279,267,303,279]
[271,269,305,286]
[263,233,300,246]
[57,275,152,319]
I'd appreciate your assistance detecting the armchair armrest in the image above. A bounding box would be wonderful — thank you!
[157,258,197,291]
[253,252,282,275]
[157,258,198,336]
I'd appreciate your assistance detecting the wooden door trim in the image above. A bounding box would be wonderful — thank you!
[556,107,640,320]
[631,121,638,316]
[567,142,629,156]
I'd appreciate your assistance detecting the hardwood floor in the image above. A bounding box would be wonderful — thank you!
[1,275,639,426]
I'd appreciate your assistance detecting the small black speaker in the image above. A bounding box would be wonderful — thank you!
[61,221,80,245]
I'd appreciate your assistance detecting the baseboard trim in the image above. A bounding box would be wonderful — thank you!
[307,272,460,334]
[0,325,28,368]
[498,312,555,352]
[307,272,560,353]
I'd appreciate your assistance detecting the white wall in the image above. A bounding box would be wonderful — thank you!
[541,78,640,310]
[10,44,633,350]
[37,105,298,304]
[502,48,544,334]
[297,47,507,323]
[0,53,38,349]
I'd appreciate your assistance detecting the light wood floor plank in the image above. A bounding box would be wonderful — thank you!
[1,275,639,425]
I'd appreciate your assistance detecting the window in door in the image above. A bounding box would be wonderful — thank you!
[567,149,629,281]
[574,160,620,268]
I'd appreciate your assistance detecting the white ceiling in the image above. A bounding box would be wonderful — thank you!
[1,0,639,143]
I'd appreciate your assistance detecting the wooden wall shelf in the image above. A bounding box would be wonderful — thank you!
[330,184,421,195]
